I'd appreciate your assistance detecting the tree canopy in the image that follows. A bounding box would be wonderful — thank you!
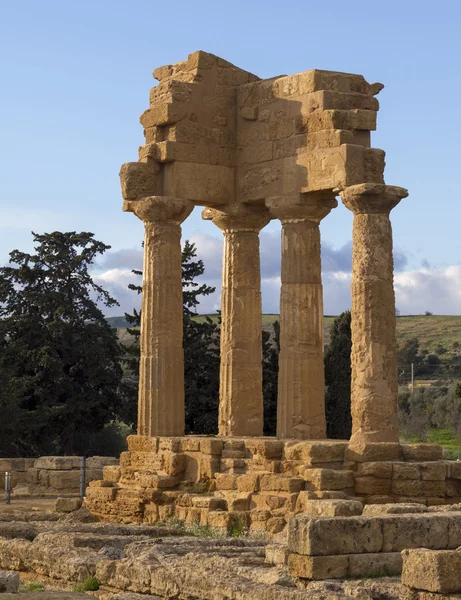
[0,231,123,456]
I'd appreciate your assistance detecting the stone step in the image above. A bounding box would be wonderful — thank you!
[299,468,355,491]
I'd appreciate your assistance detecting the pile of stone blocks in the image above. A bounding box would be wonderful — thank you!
[402,547,461,597]
[287,510,461,580]
[1,455,118,496]
[85,435,461,533]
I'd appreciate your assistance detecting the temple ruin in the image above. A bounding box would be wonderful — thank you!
[119,50,407,445]
[85,52,461,532]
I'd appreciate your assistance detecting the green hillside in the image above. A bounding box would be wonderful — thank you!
[114,314,461,356]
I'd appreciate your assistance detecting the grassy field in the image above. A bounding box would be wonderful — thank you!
[112,314,461,354]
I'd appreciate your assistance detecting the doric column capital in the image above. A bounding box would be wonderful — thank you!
[340,183,408,215]
[123,196,194,224]
[202,205,270,233]
[266,192,338,223]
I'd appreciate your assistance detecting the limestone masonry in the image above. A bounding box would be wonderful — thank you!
[118,50,407,444]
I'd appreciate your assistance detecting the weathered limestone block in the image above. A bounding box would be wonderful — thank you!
[362,503,429,516]
[355,476,392,495]
[259,474,304,493]
[0,571,20,594]
[55,497,83,513]
[203,206,270,437]
[402,444,444,461]
[34,456,76,470]
[380,513,457,552]
[265,544,289,566]
[356,461,393,479]
[345,442,402,462]
[284,440,348,464]
[402,548,461,594]
[341,184,408,445]
[287,554,348,579]
[393,463,421,480]
[288,515,383,556]
[391,480,446,498]
[120,162,160,200]
[48,470,80,490]
[244,439,283,459]
[300,468,355,491]
[266,193,336,440]
[294,497,363,517]
[123,196,194,436]
[347,552,402,577]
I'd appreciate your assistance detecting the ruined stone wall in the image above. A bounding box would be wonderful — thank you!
[85,436,461,536]
[0,456,118,496]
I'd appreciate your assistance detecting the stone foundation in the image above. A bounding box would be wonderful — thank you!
[1,456,118,496]
[85,436,460,534]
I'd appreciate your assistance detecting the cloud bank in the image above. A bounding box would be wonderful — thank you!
[94,230,461,318]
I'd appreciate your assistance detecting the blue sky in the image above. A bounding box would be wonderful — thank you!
[1,0,460,315]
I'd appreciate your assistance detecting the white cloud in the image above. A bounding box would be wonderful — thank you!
[94,232,461,318]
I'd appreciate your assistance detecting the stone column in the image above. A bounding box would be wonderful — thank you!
[203,207,270,437]
[124,196,194,437]
[340,183,408,445]
[267,193,337,439]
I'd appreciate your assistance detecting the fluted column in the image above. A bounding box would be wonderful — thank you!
[124,196,194,436]
[267,193,337,439]
[340,183,408,445]
[203,206,270,437]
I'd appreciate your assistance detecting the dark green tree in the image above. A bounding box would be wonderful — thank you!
[324,310,352,439]
[120,240,220,433]
[0,231,123,457]
[262,320,280,436]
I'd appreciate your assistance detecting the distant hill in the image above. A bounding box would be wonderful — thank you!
[112,314,461,358]
[107,316,131,328]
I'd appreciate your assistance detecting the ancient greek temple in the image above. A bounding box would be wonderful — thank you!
[120,51,408,447]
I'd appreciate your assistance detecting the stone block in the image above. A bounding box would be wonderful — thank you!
[228,493,252,512]
[402,444,444,461]
[265,544,289,566]
[127,435,158,452]
[420,462,447,481]
[266,516,286,534]
[391,479,446,498]
[180,437,201,452]
[307,109,377,133]
[140,103,188,128]
[393,462,421,480]
[287,554,348,579]
[381,513,452,552]
[164,452,187,476]
[221,450,246,459]
[85,486,117,502]
[295,498,363,517]
[245,439,283,459]
[88,479,113,488]
[288,515,383,556]
[300,468,354,491]
[215,473,238,490]
[356,461,393,479]
[402,548,461,593]
[363,503,429,516]
[103,465,121,483]
[0,458,25,472]
[199,456,221,478]
[0,571,20,594]
[345,442,402,462]
[355,476,391,495]
[163,161,234,206]
[237,473,260,493]
[55,497,83,513]
[259,474,304,493]
[34,456,76,470]
[120,161,159,200]
[158,437,182,453]
[347,552,402,577]
[48,469,81,490]
[447,461,461,480]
